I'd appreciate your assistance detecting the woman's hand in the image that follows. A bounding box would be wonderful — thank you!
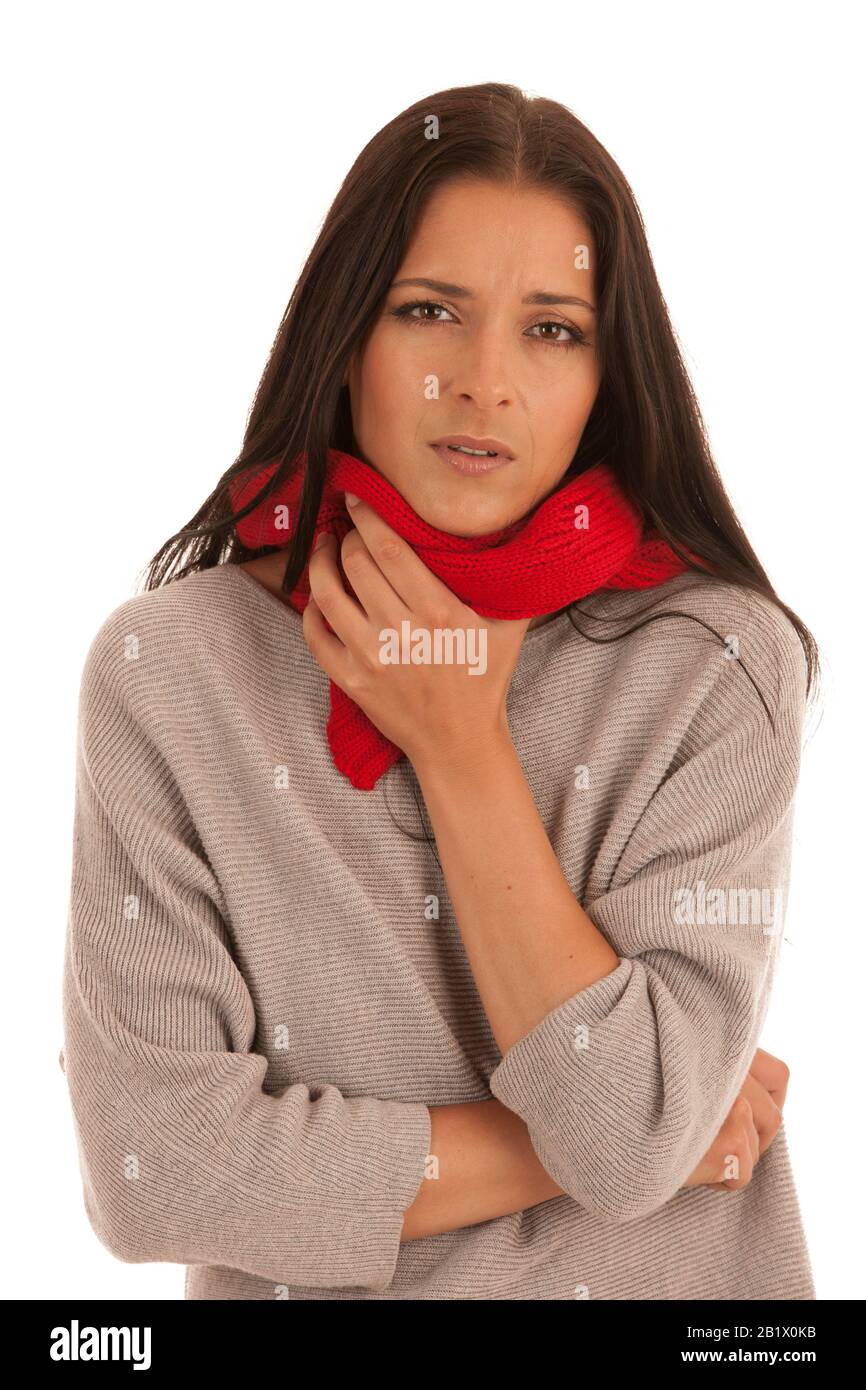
[682,1048,789,1192]
[303,495,530,769]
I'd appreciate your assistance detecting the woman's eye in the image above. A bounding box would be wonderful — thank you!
[527,321,589,349]
[390,300,589,349]
[391,299,456,324]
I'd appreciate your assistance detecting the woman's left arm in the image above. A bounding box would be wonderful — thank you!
[303,497,620,1049]
[304,497,807,1224]
[409,731,622,1056]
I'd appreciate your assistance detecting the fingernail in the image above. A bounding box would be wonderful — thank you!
[344,491,359,508]
[313,531,329,550]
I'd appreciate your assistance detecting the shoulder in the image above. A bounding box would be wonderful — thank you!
[76,567,236,734]
[83,565,228,648]
[587,576,809,888]
[582,569,806,727]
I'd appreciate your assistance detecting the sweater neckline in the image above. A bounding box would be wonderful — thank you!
[219,562,577,649]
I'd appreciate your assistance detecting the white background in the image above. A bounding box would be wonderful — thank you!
[3,0,862,1300]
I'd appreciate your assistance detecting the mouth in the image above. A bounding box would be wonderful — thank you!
[430,435,516,476]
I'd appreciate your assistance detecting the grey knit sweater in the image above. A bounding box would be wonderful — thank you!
[60,562,816,1300]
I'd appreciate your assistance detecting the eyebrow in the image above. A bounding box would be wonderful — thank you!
[390,276,596,313]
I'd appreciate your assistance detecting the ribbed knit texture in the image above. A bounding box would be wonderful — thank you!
[60,563,816,1300]
[229,450,692,789]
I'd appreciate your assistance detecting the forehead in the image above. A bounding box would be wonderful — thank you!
[398,179,595,292]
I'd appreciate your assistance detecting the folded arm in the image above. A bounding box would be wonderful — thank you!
[412,606,808,1224]
[61,627,436,1291]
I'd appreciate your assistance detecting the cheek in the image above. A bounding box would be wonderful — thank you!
[358,334,425,420]
[527,355,598,415]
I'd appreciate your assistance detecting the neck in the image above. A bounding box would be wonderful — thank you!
[527,606,569,631]
[241,554,572,630]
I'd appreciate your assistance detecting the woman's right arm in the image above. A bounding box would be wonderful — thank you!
[62,624,437,1294]
[403,1046,789,1240]
[401,1099,563,1240]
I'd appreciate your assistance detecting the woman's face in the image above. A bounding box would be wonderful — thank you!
[344,177,601,537]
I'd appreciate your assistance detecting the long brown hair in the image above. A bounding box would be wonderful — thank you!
[140,81,820,713]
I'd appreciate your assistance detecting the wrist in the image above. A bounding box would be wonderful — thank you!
[410,716,514,785]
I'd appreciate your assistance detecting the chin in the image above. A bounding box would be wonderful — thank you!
[393,475,514,535]
[430,509,512,539]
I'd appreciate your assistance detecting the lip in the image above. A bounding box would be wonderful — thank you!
[430,435,516,476]
[431,434,516,460]
[430,443,513,475]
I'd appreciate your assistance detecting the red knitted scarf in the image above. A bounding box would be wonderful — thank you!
[229,448,693,790]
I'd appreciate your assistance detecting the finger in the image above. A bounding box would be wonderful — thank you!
[721,1142,755,1191]
[339,525,407,627]
[747,1047,790,1110]
[723,1111,759,1190]
[342,494,466,615]
[747,1110,761,1168]
[307,531,369,651]
[302,593,350,681]
[740,1073,783,1157]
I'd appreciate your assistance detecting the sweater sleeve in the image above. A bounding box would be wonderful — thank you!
[488,602,808,1225]
[60,621,431,1292]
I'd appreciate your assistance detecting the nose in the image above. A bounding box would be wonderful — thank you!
[450,324,512,409]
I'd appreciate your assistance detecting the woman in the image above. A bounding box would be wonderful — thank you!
[61,82,819,1300]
